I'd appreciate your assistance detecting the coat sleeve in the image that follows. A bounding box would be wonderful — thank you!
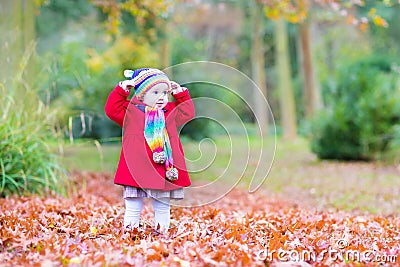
[104,84,131,127]
[171,88,195,126]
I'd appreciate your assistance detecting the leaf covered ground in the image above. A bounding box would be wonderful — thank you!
[0,171,399,267]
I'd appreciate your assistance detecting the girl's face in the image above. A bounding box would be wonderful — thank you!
[142,82,170,109]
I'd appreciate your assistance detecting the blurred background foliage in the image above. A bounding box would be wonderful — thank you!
[4,0,400,146]
[32,0,400,159]
[311,55,400,160]
[1,0,400,196]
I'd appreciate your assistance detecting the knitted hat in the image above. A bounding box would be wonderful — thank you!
[124,68,170,98]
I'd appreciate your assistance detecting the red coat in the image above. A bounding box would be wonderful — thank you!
[104,84,195,191]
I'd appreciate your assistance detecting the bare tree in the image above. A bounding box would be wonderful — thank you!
[251,0,269,133]
[299,20,322,120]
[275,18,297,139]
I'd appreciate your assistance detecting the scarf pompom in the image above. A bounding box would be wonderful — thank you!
[166,167,178,181]
[144,106,178,181]
[153,151,166,164]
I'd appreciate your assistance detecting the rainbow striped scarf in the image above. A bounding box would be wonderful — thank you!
[144,106,178,181]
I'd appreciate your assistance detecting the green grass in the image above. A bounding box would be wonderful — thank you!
[56,140,121,172]
[261,137,400,214]
[58,135,400,214]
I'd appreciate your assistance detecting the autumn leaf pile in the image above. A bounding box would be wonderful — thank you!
[1,171,399,266]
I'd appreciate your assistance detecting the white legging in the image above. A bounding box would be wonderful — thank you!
[124,197,170,231]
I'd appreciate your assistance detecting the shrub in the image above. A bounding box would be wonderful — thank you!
[0,78,67,197]
[311,55,400,160]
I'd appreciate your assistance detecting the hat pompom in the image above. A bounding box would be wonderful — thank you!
[124,69,134,79]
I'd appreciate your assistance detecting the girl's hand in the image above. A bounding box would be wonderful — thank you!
[170,81,186,95]
[119,79,136,92]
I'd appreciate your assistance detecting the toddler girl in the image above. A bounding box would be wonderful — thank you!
[105,68,194,233]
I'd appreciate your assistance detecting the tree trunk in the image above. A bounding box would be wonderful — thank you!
[299,21,321,120]
[251,0,269,133]
[0,0,23,86]
[0,0,35,88]
[160,20,171,69]
[275,18,297,139]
